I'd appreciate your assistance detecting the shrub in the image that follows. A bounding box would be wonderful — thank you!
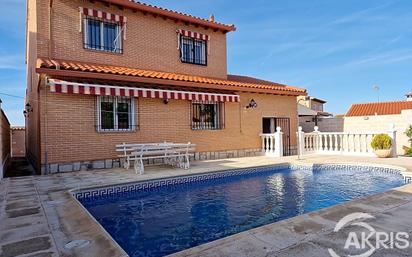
[405,125,412,144]
[371,134,392,150]
[405,125,412,156]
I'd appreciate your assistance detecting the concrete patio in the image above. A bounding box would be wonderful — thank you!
[1,154,412,257]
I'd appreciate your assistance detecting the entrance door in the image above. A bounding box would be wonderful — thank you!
[262,117,291,156]
[262,118,273,134]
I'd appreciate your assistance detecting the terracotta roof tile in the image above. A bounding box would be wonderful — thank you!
[346,101,412,117]
[37,58,307,95]
[100,0,236,32]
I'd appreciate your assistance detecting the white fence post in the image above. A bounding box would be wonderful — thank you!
[274,126,283,157]
[297,126,305,156]
[388,123,397,157]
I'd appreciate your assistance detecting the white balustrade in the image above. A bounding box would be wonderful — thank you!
[299,125,397,157]
[260,127,283,157]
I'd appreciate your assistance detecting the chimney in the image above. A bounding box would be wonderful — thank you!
[209,14,215,22]
[406,92,412,101]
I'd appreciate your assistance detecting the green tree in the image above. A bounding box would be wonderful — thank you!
[405,125,412,155]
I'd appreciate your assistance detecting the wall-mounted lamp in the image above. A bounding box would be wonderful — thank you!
[163,99,170,105]
[23,103,33,117]
[245,99,257,109]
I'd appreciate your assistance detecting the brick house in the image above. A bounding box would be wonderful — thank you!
[25,0,306,173]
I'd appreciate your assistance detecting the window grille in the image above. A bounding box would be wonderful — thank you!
[96,96,136,132]
[191,101,224,130]
[180,36,207,65]
[84,17,123,53]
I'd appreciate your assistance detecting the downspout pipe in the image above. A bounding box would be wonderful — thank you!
[48,0,53,58]
[44,0,53,175]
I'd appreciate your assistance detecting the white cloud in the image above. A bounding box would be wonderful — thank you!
[331,1,396,25]
[344,50,412,67]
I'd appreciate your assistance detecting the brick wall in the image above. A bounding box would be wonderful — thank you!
[299,117,344,133]
[0,107,11,180]
[38,82,298,165]
[37,0,228,79]
[26,0,41,171]
[11,128,26,157]
[27,0,301,172]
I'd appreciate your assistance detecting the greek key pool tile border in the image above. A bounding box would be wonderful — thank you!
[72,163,408,200]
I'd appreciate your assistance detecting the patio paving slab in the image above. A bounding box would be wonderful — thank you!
[0,155,412,257]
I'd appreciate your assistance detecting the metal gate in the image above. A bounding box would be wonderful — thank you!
[274,117,291,156]
[261,117,291,156]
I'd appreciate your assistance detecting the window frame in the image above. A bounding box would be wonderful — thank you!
[96,96,136,132]
[180,35,207,66]
[191,101,224,130]
[83,17,123,54]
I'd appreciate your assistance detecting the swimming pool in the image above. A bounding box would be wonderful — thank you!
[77,164,406,257]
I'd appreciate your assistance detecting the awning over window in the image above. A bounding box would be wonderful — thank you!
[79,7,127,39]
[79,7,127,23]
[48,79,240,102]
[177,29,210,41]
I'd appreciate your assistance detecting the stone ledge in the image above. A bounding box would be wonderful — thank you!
[41,149,263,174]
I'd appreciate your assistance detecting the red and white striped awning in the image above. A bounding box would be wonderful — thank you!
[79,7,127,23]
[177,29,210,41]
[48,79,240,102]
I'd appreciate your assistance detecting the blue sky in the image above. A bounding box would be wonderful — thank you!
[1,0,411,125]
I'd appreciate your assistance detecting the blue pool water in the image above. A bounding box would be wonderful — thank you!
[80,167,405,257]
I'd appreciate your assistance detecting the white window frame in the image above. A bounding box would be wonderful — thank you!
[96,96,136,132]
[83,17,122,53]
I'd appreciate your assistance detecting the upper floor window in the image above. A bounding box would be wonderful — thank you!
[180,36,207,65]
[84,17,123,54]
[97,96,135,132]
[191,101,224,130]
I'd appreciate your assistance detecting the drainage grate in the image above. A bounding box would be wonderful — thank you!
[64,239,90,249]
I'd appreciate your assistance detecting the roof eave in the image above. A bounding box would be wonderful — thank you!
[99,0,236,32]
[311,97,327,104]
[36,68,305,96]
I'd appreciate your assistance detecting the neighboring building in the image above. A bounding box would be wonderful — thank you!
[26,0,306,173]
[344,93,412,155]
[11,126,26,157]
[297,96,341,132]
[0,100,11,180]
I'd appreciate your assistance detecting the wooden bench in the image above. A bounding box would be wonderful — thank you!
[115,142,195,174]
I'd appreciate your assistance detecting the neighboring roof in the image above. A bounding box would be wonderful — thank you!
[227,75,288,87]
[99,0,236,33]
[36,58,307,96]
[298,105,332,117]
[334,114,345,118]
[317,111,333,117]
[310,97,326,104]
[346,101,412,117]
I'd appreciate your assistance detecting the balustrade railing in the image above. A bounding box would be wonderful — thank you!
[299,125,397,157]
[261,125,397,158]
[260,127,283,157]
